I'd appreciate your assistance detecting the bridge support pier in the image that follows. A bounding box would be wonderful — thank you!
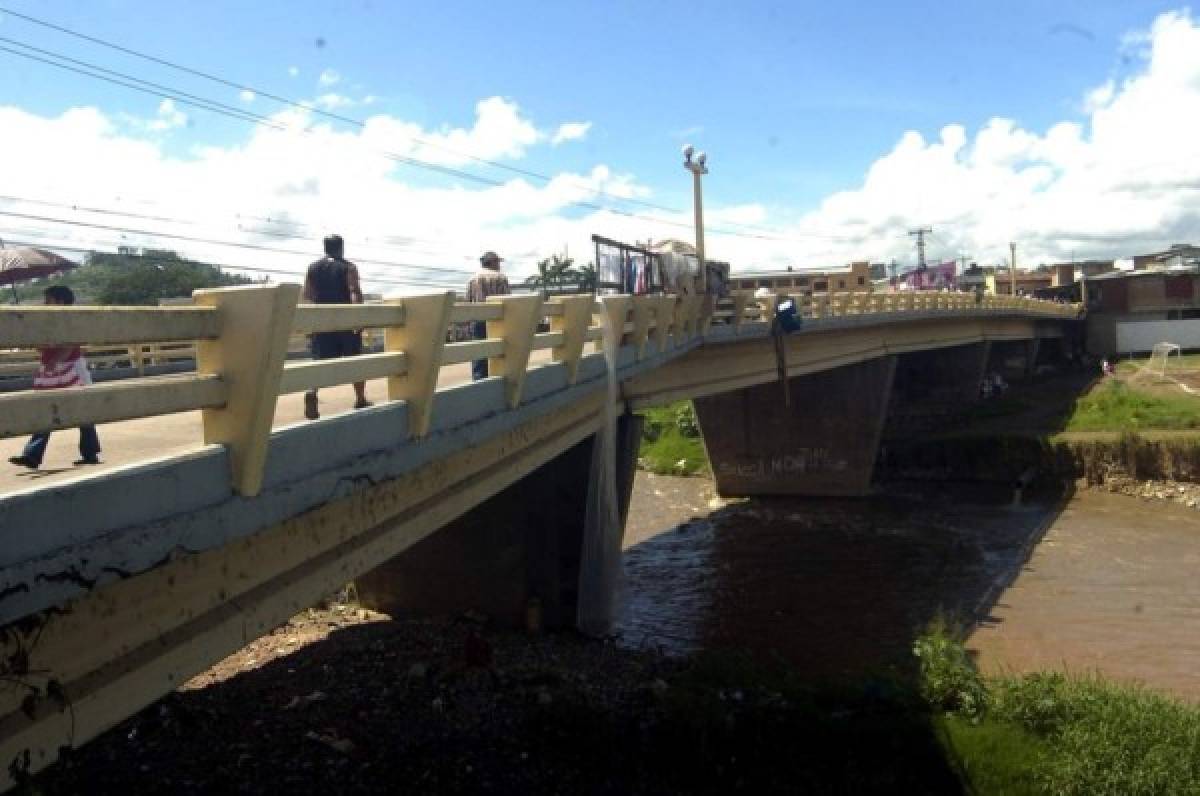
[355,414,643,631]
[987,339,1039,381]
[694,356,897,497]
[885,342,991,433]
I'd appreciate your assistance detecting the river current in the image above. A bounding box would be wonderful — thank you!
[617,472,1200,699]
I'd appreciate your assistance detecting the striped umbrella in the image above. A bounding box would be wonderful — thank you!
[0,246,78,303]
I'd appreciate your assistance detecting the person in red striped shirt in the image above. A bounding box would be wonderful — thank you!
[9,286,102,469]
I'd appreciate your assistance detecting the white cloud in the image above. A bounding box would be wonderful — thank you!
[318,68,341,87]
[314,93,355,110]
[147,99,187,132]
[722,8,1200,270]
[239,89,256,104]
[551,121,592,145]
[288,66,299,78]
[361,96,544,166]
[0,99,645,291]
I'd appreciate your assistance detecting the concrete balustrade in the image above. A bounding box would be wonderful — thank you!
[0,285,1081,497]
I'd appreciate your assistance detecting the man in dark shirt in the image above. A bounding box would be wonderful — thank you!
[302,234,371,419]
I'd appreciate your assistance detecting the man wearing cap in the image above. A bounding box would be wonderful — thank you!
[302,234,372,419]
[465,251,511,380]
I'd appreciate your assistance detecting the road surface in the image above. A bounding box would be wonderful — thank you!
[0,356,555,496]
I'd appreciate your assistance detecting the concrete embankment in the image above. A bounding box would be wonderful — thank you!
[879,431,1200,505]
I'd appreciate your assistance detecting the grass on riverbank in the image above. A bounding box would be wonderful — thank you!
[918,620,1200,795]
[542,625,1200,795]
[1066,378,1200,431]
[638,401,709,475]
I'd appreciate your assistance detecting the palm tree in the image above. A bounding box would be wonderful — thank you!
[525,254,575,297]
[571,262,598,293]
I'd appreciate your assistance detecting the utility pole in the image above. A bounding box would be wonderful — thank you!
[1009,241,1017,296]
[908,226,932,272]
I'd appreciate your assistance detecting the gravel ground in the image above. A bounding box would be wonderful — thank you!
[34,605,959,795]
[36,608,681,795]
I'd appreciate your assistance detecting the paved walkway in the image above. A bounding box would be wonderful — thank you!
[1,356,554,497]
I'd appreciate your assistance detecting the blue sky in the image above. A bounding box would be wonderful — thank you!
[0,1,1176,207]
[0,1,1197,281]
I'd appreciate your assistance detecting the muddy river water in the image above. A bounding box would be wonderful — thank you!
[617,472,1200,700]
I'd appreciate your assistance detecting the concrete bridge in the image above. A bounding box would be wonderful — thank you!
[0,286,1079,787]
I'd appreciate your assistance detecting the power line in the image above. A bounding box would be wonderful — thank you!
[0,7,896,245]
[0,235,463,289]
[0,208,479,280]
[0,193,486,267]
[0,39,507,187]
[0,189,493,255]
[0,5,697,218]
[0,31,857,246]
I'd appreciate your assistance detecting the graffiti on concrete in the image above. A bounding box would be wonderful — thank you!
[716,448,849,480]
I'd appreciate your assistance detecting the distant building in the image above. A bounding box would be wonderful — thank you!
[730,261,873,295]
[958,265,1051,296]
[1085,268,1200,354]
[1133,243,1200,271]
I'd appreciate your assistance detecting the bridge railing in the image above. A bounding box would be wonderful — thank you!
[0,286,1077,495]
[734,289,1081,320]
[0,287,713,495]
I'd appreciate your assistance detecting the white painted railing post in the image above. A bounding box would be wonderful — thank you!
[756,292,778,324]
[687,294,705,339]
[673,295,691,343]
[385,291,454,439]
[487,294,543,409]
[193,284,300,497]
[630,296,654,359]
[700,294,716,337]
[654,294,676,352]
[550,294,593,384]
[731,291,751,333]
[598,295,632,356]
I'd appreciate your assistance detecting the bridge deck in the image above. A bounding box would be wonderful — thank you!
[0,358,542,497]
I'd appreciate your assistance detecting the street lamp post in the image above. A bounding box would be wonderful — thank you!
[682,145,708,294]
[1009,241,1017,296]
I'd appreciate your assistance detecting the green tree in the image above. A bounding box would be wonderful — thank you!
[11,248,258,305]
[570,261,598,293]
[524,254,575,297]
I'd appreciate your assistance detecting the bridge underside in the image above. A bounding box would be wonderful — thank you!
[630,316,1067,497]
[355,414,643,630]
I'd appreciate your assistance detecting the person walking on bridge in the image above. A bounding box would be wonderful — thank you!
[302,234,372,420]
[466,251,510,380]
[9,286,101,469]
